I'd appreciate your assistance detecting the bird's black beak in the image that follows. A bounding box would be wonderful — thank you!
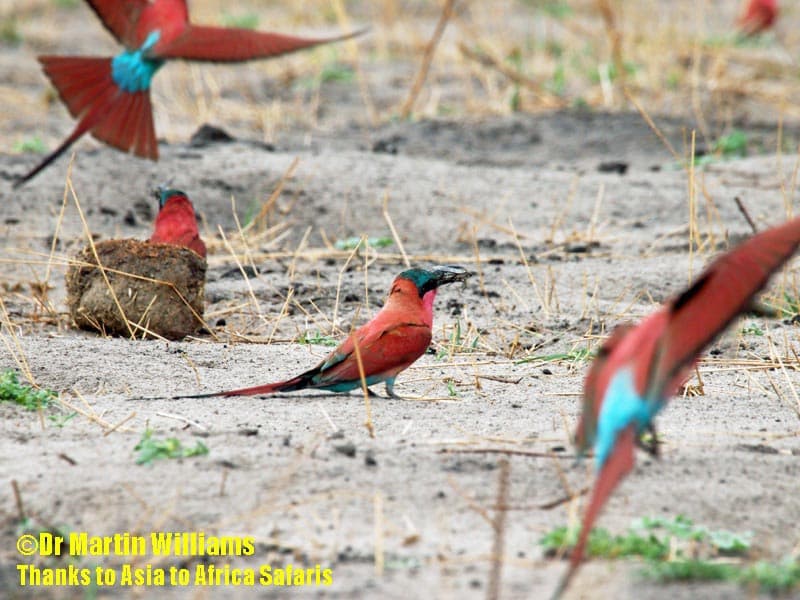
[429,264,473,288]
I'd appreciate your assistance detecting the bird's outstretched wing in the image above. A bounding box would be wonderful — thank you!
[648,217,800,401]
[155,26,364,62]
[84,0,153,47]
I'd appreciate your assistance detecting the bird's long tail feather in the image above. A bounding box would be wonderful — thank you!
[551,427,636,600]
[15,56,157,187]
[140,373,314,401]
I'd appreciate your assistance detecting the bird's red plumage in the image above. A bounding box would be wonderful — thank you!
[221,277,434,397]
[557,215,800,599]
[14,56,157,187]
[738,0,778,36]
[155,25,362,62]
[85,0,189,49]
[149,194,206,258]
[17,0,359,185]
[553,427,636,599]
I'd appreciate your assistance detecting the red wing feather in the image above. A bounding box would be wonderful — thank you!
[316,321,432,384]
[84,0,149,47]
[553,427,636,599]
[155,25,364,62]
[649,217,800,398]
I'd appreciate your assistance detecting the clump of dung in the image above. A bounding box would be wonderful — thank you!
[66,239,206,340]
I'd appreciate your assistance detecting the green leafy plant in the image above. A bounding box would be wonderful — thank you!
[134,429,209,465]
[0,369,56,410]
[220,12,259,30]
[542,516,799,592]
[516,347,594,364]
[13,137,47,154]
[714,130,748,158]
[13,136,47,154]
[334,236,394,250]
[436,319,481,360]
[740,322,763,336]
[296,330,339,347]
[0,18,21,45]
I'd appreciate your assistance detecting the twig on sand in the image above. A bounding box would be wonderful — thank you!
[734,196,759,234]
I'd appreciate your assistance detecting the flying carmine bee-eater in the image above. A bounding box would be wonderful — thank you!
[737,0,778,37]
[14,0,363,187]
[159,265,472,400]
[552,215,800,599]
[149,186,206,258]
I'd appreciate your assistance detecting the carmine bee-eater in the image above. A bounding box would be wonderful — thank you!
[149,186,206,258]
[14,0,362,187]
[552,215,800,599]
[737,0,778,37]
[162,265,472,399]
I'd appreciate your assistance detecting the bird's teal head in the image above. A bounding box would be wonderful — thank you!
[154,185,186,210]
[396,265,472,297]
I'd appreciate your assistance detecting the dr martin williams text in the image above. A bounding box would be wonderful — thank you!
[41,532,255,557]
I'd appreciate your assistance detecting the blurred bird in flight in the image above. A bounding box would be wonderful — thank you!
[552,215,800,599]
[15,0,362,187]
[737,0,778,37]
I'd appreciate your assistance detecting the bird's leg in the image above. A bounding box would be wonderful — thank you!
[384,378,403,399]
[637,423,660,458]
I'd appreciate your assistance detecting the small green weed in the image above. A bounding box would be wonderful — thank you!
[0,18,21,45]
[334,236,394,250]
[436,319,481,360]
[516,347,593,365]
[542,516,799,592]
[296,330,339,347]
[0,369,56,410]
[13,137,47,154]
[134,429,209,465]
[220,12,259,30]
[740,322,764,336]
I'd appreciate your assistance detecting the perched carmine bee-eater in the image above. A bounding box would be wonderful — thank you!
[149,186,206,258]
[14,0,361,187]
[164,265,472,399]
[737,0,778,37]
[552,215,800,599]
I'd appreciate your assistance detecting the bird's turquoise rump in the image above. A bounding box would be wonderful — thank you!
[595,367,660,470]
[111,31,164,92]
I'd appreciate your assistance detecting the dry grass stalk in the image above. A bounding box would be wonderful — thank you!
[374,491,385,576]
[398,0,457,119]
[245,157,300,234]
[486,458,510,600]
[382,192,411,268]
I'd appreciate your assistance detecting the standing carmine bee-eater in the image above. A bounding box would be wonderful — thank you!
[149,186,206,258]
[552,215,800,599]
[14,0,363,187]
[737,0,778,37]
[157,265,472,400]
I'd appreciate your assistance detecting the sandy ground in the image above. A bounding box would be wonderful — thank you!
[2,2,800,599]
